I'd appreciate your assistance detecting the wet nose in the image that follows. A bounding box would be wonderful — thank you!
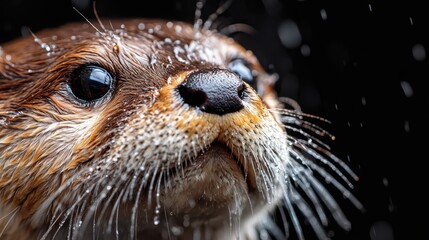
[177,69,245,115]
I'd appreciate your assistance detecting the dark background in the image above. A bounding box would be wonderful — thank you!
[1,0,427,239]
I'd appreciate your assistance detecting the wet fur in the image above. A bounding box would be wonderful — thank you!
[0,17,361,240]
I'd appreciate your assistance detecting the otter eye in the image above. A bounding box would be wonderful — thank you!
[228,58,257,91]
[69,65,113,102]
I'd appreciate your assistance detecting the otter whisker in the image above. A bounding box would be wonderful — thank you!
[220,23,256,36]
[293,141,355,188]
[283,184,305,240]
[92,1,107,33]
[0,208,17,239]
[277,204,290,239]
[130,161,159,238]
[261,215,287,240]
[306,162,363,212]
[302,140,358,181]
[72,7,103,35]
[289,184,330,240]
[278,114,335,141]
[202,0,234,31]
[163,203,172,240]
[294,175,329,226]
[115,201,120,240]
[41,189,90,240]
[285,146,363,233]
[283,124,332,150]
[105,183,126,234]
[193,0,206,31]
[271,107,332,124]
[146,159,161,209]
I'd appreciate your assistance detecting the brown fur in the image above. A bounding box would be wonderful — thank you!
[0,18,360,240]
[0,19,286,239]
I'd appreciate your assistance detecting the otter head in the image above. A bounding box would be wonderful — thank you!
[0,19,360,240]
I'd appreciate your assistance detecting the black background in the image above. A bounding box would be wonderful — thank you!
[1,0,428,239]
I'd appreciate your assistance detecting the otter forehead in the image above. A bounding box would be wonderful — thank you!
[0,19,257,72]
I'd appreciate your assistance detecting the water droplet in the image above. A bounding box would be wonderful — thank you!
[150,54,157,65]
[188,199,196,208]
[412,44,426,61]
[183,215,190,227]
[382,178,389,186]
[170,226,184,236]
[369,221,394,240]
[400,81,413,97]
[5,55,12,61]
[138,23,145,30]
[106,185,112,191]
[343,191,351,198]
[278,20,302,49]
[300,44,311,56]
[175,25,182,33]
[153,215,160,225]
[154,205,161,225]
[320,9,328,20]
[259,229,269,240]
[404,120,410,132]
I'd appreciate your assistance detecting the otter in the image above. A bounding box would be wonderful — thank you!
[0,18,362,240]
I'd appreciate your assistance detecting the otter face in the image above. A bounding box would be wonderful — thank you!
[0,19,360,240]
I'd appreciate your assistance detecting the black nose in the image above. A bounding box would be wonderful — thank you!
[177,69,245,115]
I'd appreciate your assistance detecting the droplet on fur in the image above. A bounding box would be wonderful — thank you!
[171,226,184,236]
[183,215,190,227]
[154,205,161,225]
[138,23,145,30]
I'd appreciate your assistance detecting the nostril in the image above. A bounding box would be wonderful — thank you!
[176,69,245,115]
[177,85,208,108]
[237,82,245,99]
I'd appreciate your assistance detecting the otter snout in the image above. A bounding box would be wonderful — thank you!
[177,69,245,115]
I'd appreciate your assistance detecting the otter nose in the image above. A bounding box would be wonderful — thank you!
[177,69,245,115]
